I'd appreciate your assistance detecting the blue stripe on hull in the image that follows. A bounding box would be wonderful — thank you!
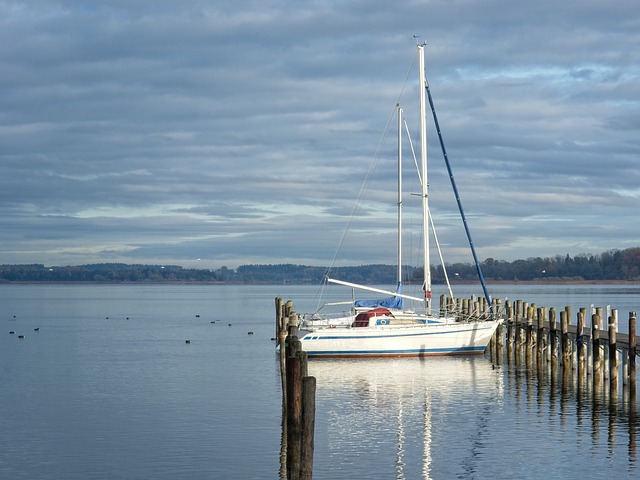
[306,345,486,357]
[304,326,494,341]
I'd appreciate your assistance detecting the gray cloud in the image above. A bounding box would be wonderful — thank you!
[1,0,639,269]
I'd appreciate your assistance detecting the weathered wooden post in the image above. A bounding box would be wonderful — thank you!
[286,354,303,480]
[565,306,573,369]
[600,308,610,376]
[630,312,637,391]
[288,311,300,338]
[495,299,504,364]
[285,300,294,320]
[276,297,284,338]
[489,322,496,362]
[608,315,618,397]
[579,307,589,375]
[525,303,534,367]
[506,300,514,362]
[276,297,288,479]
[300,376,316,480]
[276,298,289,403]
[514,301,523,363]
[577,311,586,384]
[536,306,546,364]
[482,296,489,318]
[564,306,572,329]
[561,310,570,368]
[526,305,534,349]
[517,301,525,348]
[592,313,603,388]
[549,307,557,370]
[560,310,571,386]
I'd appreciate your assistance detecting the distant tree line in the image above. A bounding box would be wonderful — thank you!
[438,248,640,282]
[0,263,220,283]
[1,248,640,284]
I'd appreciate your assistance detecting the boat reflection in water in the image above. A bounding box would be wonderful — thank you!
[305,354,639,479]
[307,356,504,479]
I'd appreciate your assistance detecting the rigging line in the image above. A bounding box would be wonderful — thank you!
[424,75,494,317]
[404,115,453,300]
[428,208,455,300]
[403,118,421,186]
[393,51,418,110]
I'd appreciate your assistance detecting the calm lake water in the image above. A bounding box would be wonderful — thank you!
[1,283,638,479]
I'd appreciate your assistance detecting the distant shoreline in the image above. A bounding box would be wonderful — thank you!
[485,279,639,285]
[0,279,638,286]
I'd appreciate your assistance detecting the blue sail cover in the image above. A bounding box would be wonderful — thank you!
[354,282,404,309]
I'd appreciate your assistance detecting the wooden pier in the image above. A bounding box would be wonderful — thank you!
[486,298,637,402]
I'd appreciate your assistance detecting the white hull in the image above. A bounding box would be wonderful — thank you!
[299,319,502,358]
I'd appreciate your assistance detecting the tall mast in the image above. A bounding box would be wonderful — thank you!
[418,43,431,313]
[397,105,403,288]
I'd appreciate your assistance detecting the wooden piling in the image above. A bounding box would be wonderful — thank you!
[549,307,558,369]
[489,323,496,360]
[536,307,545,364]
[515,301,523,352]
[592,313,603,388]
[276,297,284,338]
[286,355,303,479]
[300,377,316,480]
[506,322,513,365]
[608,315,618,395]
[561,310,570,368]
[285,342,316,479]
[496,322,504,364]
[564,306,572,329]
[577,311,586,382]
[630,312,637,390]
[277,299,288,405]
[526,305,534,349]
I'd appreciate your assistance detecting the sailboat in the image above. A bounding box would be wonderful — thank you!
[298,43,502,357]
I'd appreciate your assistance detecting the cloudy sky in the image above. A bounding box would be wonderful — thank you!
[1,0,639,270]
